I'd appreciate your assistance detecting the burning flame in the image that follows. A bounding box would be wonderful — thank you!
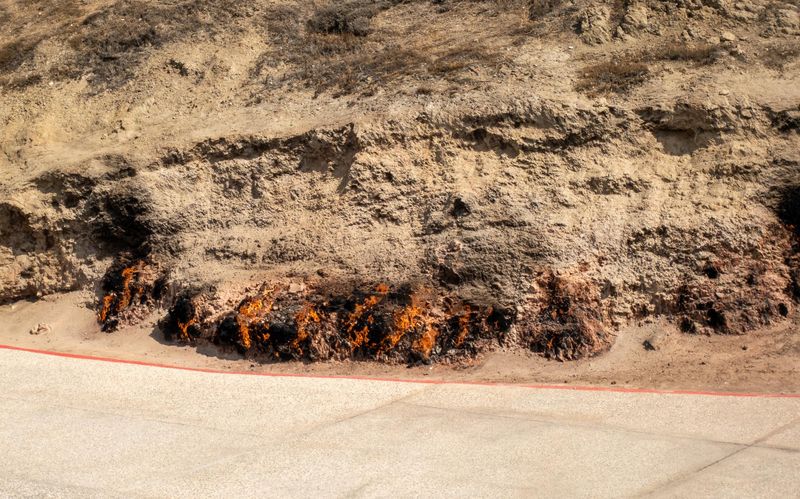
[239,320,252,350]
[177,318,198,342]
[293,303,321,354]
[203,281,509,363]
[234,292,275,351]
[383,303,420,351]
[387,291,442,357]
[412,323,439,358]
[98,264,140,325]
[116,266,137,311]
[239,296,267,318]
[383,291,429,353]
[454,304,473,347]
[99,294,114,322]
[345,284,388,351]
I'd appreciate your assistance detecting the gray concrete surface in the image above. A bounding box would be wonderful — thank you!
[0,347,798,498]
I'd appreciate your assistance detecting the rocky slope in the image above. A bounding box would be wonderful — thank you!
[1,0,798,364]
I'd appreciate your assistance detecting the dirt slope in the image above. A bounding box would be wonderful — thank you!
[0,0,798,371]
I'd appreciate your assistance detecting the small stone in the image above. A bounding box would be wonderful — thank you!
[29,323,52,335]
[719,89,730,96]
[288,282,305,294]
[643,330,666,351]
[721,31,737,42]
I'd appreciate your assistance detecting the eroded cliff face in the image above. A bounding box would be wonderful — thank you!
[1,0,798,363]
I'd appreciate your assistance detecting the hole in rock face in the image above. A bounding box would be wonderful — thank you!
[470,128,487,142]
[777,185,800,234]
[215,316,243,352]
[679,317,697,333]
[451,197,471,218]
[486,306,515,331]
[778,303,789,317]
[707,308,727,331]
[776,186,800,302]
[268,322,297,345]
[791,269,800,301]
[703,264,720,279]
[438,265,463,285]
[90,191,154,256]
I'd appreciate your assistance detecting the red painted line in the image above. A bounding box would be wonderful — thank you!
[1,343,799,399]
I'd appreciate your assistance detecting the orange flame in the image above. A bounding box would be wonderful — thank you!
[345,284,388,351]
[177,318,198,342]
[412,323,439,358]
[293,303,321,354]
[454,305,473,347]
[234,292,275,351]
[239,319,253,350]
[99,294,115,322]
[116,266,137,312]
[389,291,440,357]
[238,296,266,318]
[383,296,425,353]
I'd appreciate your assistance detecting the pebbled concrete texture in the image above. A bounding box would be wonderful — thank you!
[0,347,798,498]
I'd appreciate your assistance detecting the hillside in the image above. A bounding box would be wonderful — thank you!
[1,0,799,377]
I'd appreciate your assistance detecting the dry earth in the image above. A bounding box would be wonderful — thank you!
[0,0,798,387]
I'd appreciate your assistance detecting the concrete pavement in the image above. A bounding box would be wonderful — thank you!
[0,346,798,498]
